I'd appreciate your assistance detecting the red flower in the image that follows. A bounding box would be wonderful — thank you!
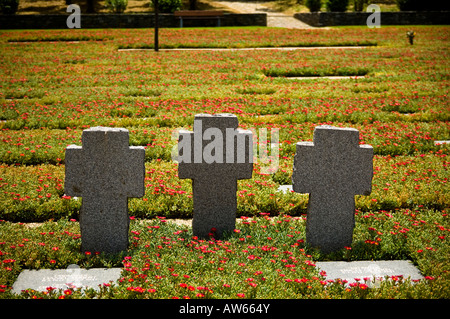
[359,284,368,290]
[64,289,72,295]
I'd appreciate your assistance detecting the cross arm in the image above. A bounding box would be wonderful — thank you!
[126,146,146,198]
[177,130,195,179]
[353,144,374,195]
[292,141,314,194]
[64,145,84,197]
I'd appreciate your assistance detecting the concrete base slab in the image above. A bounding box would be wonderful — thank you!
[118,46,369,52]
[12,265,122,294]
[316,260,423,286]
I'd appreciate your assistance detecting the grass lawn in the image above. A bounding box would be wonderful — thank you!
[0,26,449,299]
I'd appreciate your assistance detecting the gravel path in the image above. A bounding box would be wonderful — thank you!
[213,1,315,29]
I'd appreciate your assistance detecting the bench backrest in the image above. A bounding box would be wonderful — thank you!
[174,10,224,17]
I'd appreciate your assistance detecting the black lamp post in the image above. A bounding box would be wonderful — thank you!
[154,0,159,52]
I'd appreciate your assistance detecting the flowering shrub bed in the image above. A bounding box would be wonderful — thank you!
[0,26,448,298]
[1,152,447,222]
[0,213,448,299]
[262,66,371,77]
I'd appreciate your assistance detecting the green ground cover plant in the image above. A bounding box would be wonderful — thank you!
[0,26,448,299]
[262,66,371,77]
[7,35,111,42]
[0,212,448,299]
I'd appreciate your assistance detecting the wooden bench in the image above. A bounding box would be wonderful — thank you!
[174,11,224,28]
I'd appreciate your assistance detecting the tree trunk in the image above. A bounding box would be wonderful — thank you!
[189,0,197,10]
[87,0,96,13]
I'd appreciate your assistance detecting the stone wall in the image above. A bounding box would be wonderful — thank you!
[0,13,267,29]
[294,11,450,27]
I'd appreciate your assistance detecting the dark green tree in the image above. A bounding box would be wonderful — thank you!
[306,0,322,12]
[189,0,197,10]
[326,0,349,12]
[87,0,96,13]
[353,0,367,11]
[0,0,19,14]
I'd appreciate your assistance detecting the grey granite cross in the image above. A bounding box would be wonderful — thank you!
[178,114,253,239]
[65,127,145,254]
[292,125,373,253]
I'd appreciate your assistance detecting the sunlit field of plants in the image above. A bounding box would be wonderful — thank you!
[0,26,449,299]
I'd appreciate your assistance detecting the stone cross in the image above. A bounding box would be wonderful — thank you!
[65,127,145,254]
[292,125,373,253]
[178,114,253,239]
